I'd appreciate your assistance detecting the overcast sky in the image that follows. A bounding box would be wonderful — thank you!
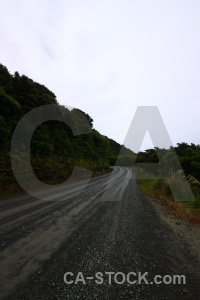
[0,0,199,152]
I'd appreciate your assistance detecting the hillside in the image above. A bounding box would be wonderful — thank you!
[0,64,135,192]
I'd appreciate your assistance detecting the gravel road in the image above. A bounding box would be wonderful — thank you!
[0,167,200,299]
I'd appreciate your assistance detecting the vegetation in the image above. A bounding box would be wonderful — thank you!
[132,143,200,222]
[0,64,133,193]
[136,173,200,223]
[134,144,200,180]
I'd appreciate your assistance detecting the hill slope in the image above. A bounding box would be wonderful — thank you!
[0,64,135,192]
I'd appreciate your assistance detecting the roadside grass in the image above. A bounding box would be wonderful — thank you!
[131,166,200,225]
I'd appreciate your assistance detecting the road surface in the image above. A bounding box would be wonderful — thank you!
[0,167,200,299]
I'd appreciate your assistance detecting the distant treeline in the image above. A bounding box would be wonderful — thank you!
[112,144,200,182]
[135,145,200,180]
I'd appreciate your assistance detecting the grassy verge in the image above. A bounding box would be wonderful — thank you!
[131,167,200,225]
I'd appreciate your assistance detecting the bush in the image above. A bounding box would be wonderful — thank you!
[153,179,164,190]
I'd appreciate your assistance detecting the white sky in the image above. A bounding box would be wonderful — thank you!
[0,0,199,151]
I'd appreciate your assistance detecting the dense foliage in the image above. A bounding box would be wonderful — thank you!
[0,64,132,190]
[135,144,200,180]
